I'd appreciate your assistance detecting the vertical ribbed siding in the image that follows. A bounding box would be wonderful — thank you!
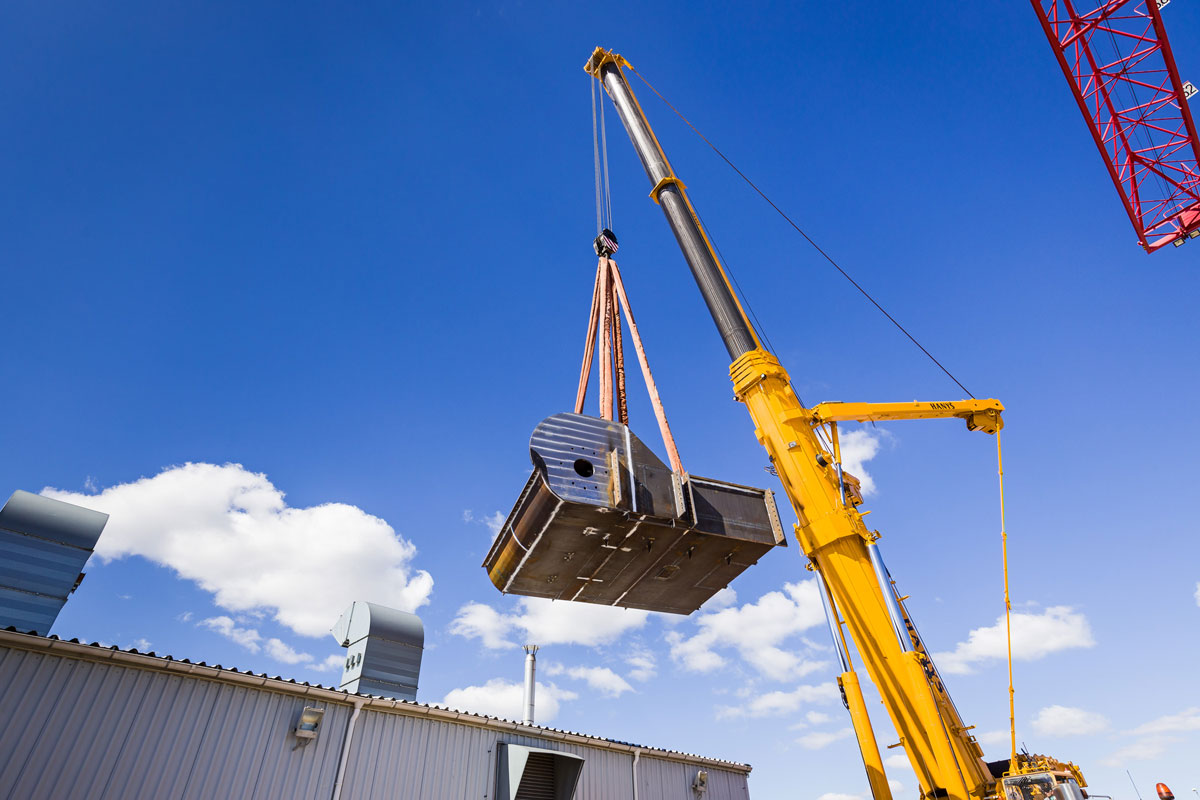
[0,647,348,800]
[636,755,750,800]
[0,642,751,800]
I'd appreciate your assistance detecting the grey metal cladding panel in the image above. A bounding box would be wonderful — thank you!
[0,646,349,800]
[237,695,350,800]
[0,587,65,635]
[0,649,161,800]
[340,712,633,800]
[102,672,229,800]
[0,529,91,597]
[0,490,108,550]
[637,756,750,800]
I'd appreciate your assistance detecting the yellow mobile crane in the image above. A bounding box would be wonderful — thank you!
[584,47,1089,800]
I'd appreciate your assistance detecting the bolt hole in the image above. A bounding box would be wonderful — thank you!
[573,459,594,478]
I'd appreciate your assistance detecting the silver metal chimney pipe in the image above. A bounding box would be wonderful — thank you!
[522,645,539,725]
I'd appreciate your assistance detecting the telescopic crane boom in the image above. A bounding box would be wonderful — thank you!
[585,47,1087,800]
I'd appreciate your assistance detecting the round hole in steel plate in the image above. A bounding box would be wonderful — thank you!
[573,459,594,478]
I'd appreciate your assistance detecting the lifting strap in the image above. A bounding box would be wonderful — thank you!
[573,255,684,475]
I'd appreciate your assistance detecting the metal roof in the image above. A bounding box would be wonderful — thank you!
[0,627,750,773]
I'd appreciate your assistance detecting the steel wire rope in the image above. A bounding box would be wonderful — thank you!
[626,65,977,399]
[591,78,603,235]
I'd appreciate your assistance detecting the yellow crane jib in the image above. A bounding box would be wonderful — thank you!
[809,399,1005,435]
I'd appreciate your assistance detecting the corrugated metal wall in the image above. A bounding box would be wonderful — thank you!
[0,642,751,800]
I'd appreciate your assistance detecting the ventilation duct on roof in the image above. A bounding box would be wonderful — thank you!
[0,490,108,636]
[330,601,423,701]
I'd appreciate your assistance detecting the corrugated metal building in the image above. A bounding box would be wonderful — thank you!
[0,629,751,800]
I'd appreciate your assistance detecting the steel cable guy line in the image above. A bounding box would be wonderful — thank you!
[627,65,977,400]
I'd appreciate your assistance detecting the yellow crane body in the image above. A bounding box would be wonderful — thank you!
[584,45,1093,800]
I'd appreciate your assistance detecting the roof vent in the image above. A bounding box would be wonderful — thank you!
[330,601,423,701]
[0,490,108,635]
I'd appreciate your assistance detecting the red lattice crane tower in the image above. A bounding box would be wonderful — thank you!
[1032,0,1200,252]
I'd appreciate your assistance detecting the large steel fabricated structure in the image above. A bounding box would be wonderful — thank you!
[1032,0,1200,251]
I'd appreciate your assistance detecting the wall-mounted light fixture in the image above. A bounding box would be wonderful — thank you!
[294,707,325,740]
[692,769,708,794]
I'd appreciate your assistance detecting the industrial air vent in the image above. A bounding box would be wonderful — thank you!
[495,744,584,800]
[330,601,424,701]
[0,490,108,635]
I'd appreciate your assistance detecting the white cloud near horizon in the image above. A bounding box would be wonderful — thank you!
[441,679,577,724]
[199,615,342,671]
[716,682,839,719]
[1031,705,1109,737]
[1194,581,1199,607]
[933,606,1094,674]
[797,727,853,750]
[1129,707,1200,736]
[450,597,650,649]
[666,580,827,681]
[45,463,434,638]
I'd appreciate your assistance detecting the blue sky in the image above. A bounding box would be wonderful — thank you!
[4,1,1200,797]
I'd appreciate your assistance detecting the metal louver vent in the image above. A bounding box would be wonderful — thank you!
[496,744,584,800]
[514,752,556,800]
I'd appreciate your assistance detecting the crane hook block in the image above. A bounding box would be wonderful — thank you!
[593,228,619,257]
[482,413,786,615]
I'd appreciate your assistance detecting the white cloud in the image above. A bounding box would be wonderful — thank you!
[265,638,313,665]
[450,598,649,649]
[888,780,905,795]
[839,428,883,496]
[449,603,514,649]
[1194,581,1200,607]
[797,727,853,749]
[716,682,839,719]
[1031,705,1108,737]
[1129,707,1200,736]
[463,508,505,538]
[975,729,1011,747]
[806,711,832,725]
[483,511,505,536]
[45,464,433,638]
[200,615,341,671]
[559,665,634,697]
[314,654,345,672]
[131,638,152,651]
[933,606,1094,674]
[817,794,862,800]
[1100,736,1176,766]
[200,615,263,652]
[884,753,911,769]
[626,650,656,682]
[441,678,577,724]
[666,580,827,681]
[702,587,737,611]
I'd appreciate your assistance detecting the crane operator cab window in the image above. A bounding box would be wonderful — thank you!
[1003,774,1086,800]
